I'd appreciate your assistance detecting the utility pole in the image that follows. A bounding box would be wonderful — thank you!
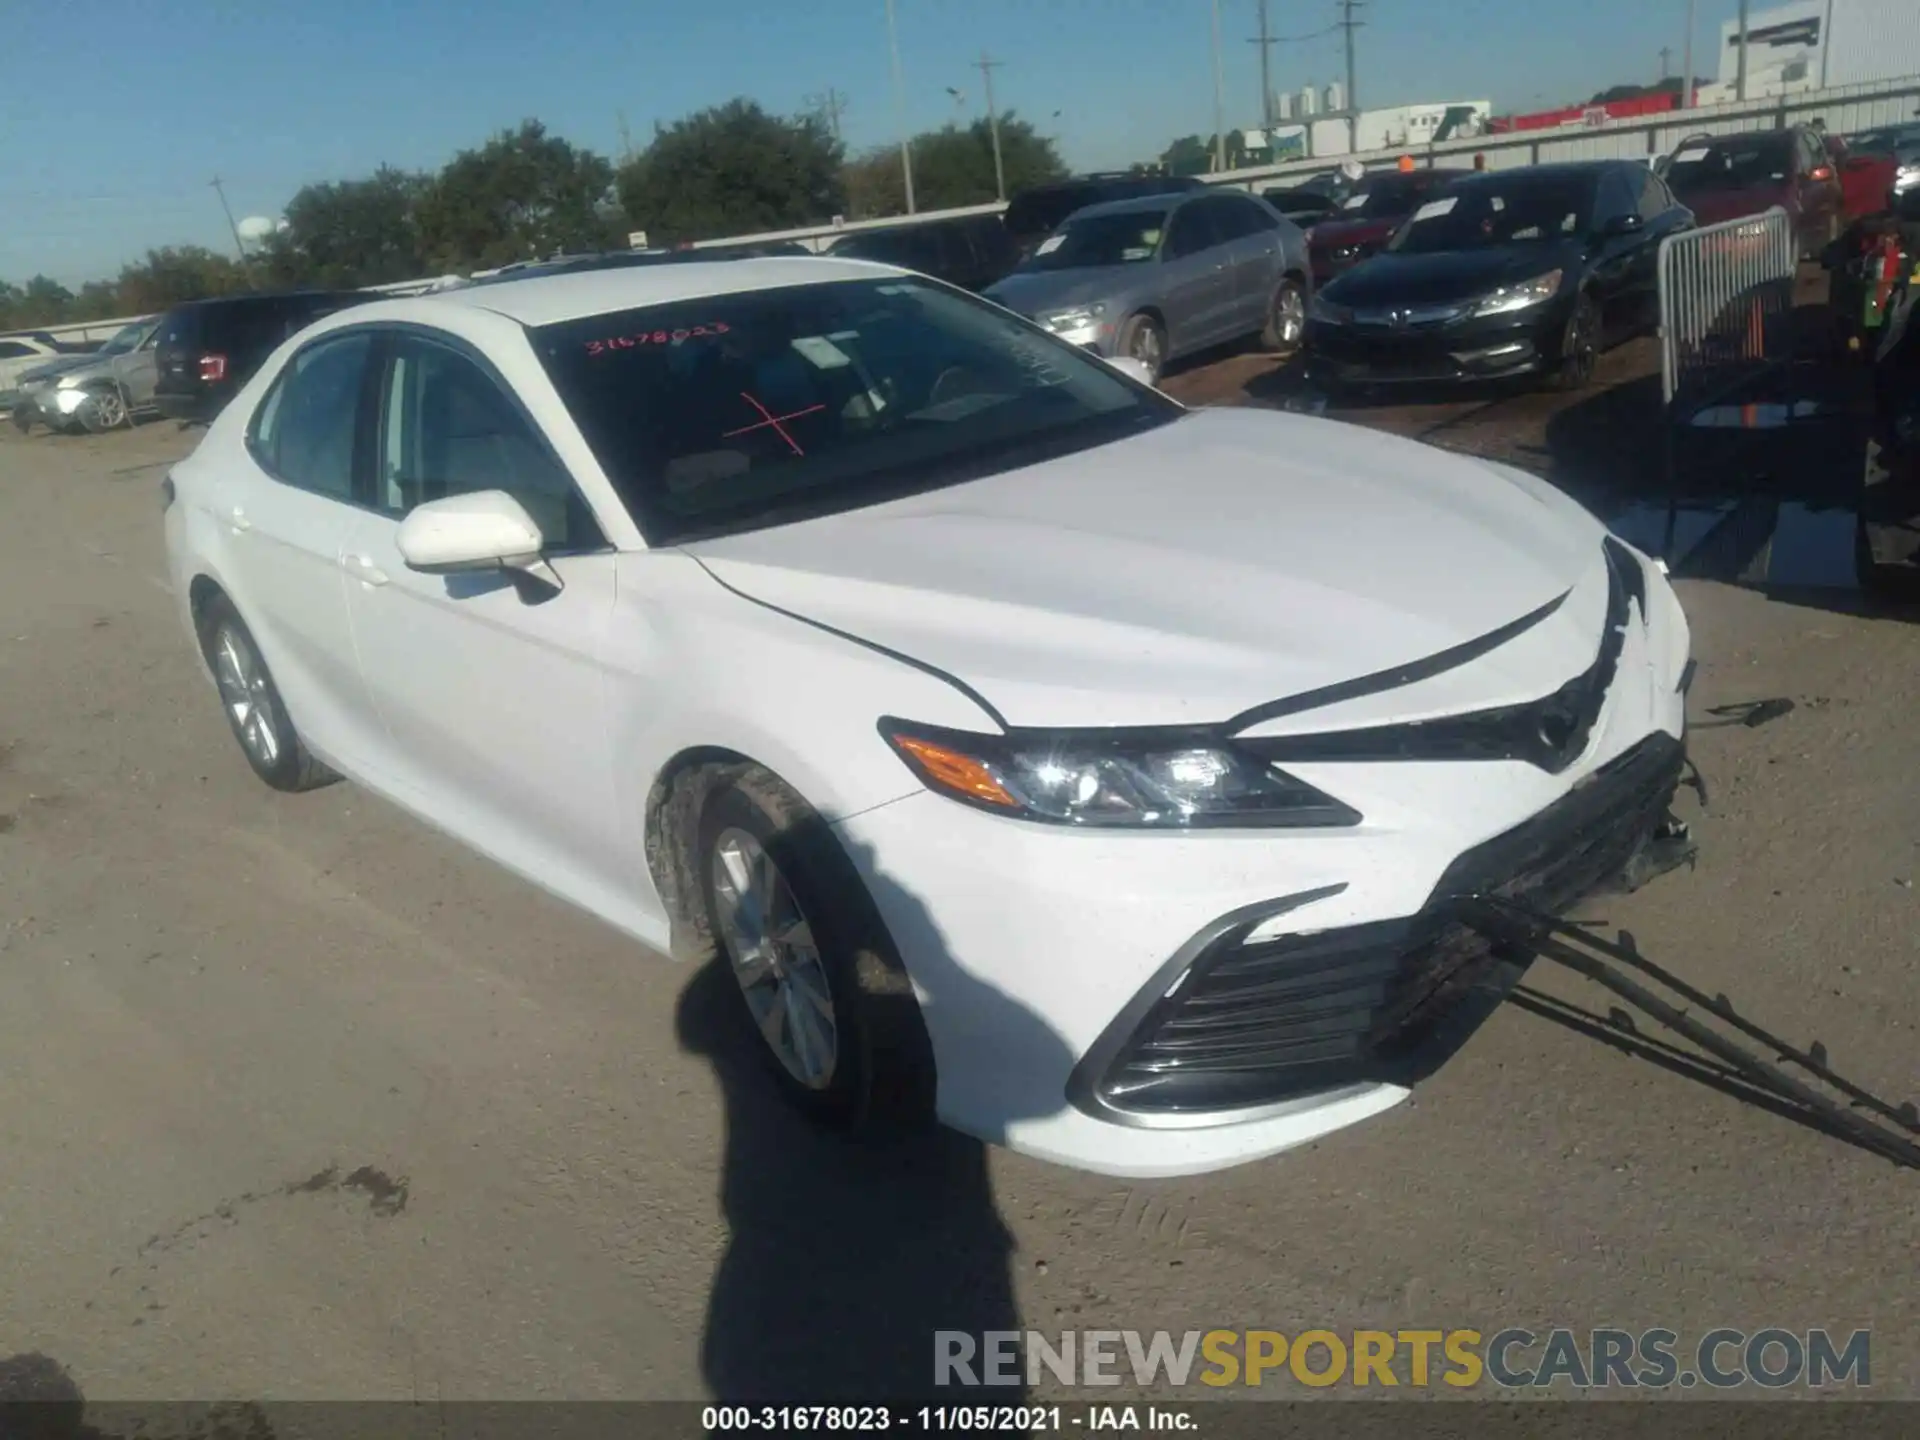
[975,53,1006,200]
[209,177,248,266]
[617,109,635,165]
[1211,0,1227,173]
[1682,0,1695,109]
[807,88,849,146]
[1340,0,1366,155]
[885,0,915,213]
[1248,0,1276,134]
[1736,0,1750,101]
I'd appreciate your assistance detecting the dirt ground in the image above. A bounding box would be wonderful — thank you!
[1,358,1917,1410]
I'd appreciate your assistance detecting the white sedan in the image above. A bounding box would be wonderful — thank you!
[162,257,1692,1178]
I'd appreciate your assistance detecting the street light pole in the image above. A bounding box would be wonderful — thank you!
[1736,0,1750,102]
[978,52,1006,202]
[885,0,916,213]
[1211,0,1227,173]
[1682,0,1695,109]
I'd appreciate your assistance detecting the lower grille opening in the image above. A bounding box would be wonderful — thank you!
[1087,731,1686,1119]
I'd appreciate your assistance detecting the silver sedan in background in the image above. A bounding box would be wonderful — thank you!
[983,189,1311,382]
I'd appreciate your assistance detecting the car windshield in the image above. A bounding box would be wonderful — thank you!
[1664,136,1794,195]
[1388,175,1596,253]
[1847,124,1920,158]
[1331,175,1433,220]
[99,323,148,356]
[534,277,1178,544]
[1018,210,1168,271]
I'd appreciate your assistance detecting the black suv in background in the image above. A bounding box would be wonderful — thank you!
[823,213,1017,291]
[1001,173,1209,262]
[154,290,370,422]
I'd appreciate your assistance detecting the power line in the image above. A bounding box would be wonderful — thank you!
[975,53,1006,201]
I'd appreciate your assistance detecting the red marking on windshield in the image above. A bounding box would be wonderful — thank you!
[723,392,824,456]
[584,320,730,355]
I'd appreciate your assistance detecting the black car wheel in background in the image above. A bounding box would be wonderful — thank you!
[153,290,371,423]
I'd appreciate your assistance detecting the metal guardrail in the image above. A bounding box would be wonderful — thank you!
[1655,207,1798,411]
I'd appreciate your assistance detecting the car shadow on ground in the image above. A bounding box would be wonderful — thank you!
[1540,322,1920,621]
[677,835,1077,1406]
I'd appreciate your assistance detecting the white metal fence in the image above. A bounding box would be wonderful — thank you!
[1655,207,1800,410]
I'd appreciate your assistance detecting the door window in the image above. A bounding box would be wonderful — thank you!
[1595,171,1637,229]
[377,336,604,551]
[1206,195,1267,241]
[1636,171,1671,222]
[0,341,34,359]
[1164,202,1219,259]
[248,332,372,501]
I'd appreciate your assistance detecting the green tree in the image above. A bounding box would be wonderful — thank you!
[2,275,77,326]
[266,166,429,288]
[112,246,249,314]
[1160,135,1212,177]
[618,99,845,244]
[845,114,1066,219]
[416,120,621,270]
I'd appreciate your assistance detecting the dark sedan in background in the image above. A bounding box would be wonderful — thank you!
[1303,160,1693,393]
[1306,168,1473,285]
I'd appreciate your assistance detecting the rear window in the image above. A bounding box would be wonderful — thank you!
[1665,135,1795,195]
[156,308,203,350]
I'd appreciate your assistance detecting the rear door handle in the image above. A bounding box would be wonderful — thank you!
[342,553,389,587]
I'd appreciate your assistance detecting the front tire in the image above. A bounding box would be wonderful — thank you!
[78,386,128,433]
[1261,278,1307,353]
[696,766,934,1133]
[1115,313,1166,384]
[1548,293,1600,392]
[195,593,337,792]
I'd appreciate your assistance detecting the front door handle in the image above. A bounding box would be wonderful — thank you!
[342,553,390,587]
[228,506,251,533]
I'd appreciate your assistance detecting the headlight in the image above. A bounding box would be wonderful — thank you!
[1896,162,1919,194]
[1470,269,1564,317]
[1308,293,1352,324]
[879,719,1361,828]
[1037,304,1106,336]
[56,373,82,389]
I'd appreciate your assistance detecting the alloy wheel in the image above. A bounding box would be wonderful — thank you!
[1129,321,1164,378]
[1273,285,1306,347]
[211,623,283,769]
[709,827,839,1090]
[84,389,127,431]
[1562,305,1598,387]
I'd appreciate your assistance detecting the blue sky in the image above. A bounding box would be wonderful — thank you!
[1,0,1755,288]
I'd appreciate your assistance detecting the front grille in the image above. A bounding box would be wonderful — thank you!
[1080,730,1684,1119]
[1246,539,1643,775]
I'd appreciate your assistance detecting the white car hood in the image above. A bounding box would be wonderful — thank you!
[685,407,1604,730]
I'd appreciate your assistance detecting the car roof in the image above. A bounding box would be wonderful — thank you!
[399,255,904,328]
[1065,190,1202,221]
[1452,161,1620,184]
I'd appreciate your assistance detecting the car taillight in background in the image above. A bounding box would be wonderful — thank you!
[198,354,228,382]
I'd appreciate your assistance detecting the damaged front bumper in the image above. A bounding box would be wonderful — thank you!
[1070,731,1691,1124]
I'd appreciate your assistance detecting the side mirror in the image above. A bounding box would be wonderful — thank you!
[396,490,562,590]
[1601,212,1646,237]
[1106,355,1157,388]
